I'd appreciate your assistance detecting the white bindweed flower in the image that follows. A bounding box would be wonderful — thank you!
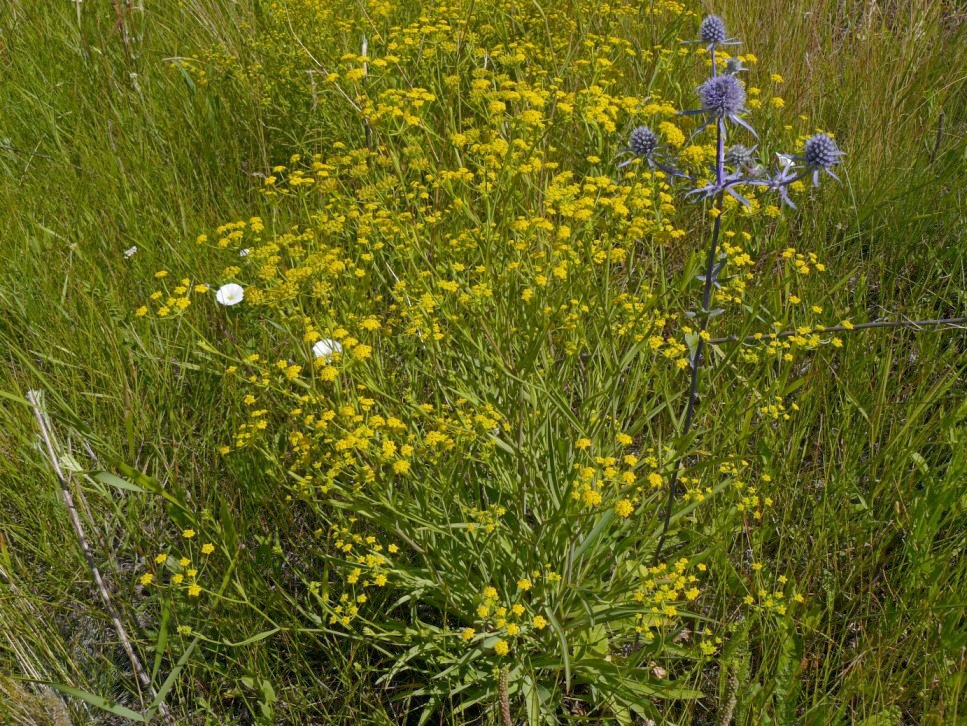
[239,248,250,257]
[312,338,342,359]
[215,283,244,306]
[124,246,138,258]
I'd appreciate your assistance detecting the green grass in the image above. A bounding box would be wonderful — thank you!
[0,0,964,723]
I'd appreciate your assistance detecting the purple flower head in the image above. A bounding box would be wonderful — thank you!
[725,57,748,75]
[699,15,728,45]
[803,133,845,184]
[629,126,659,159]
[726,144,755,168]
[699,75,746,117]
[619,125,691,179]
[680,74,756,138]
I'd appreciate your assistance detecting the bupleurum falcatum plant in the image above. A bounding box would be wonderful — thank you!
[133,11,834,723]
[128,5,964,723]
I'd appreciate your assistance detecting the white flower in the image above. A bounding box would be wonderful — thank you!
[239,248,250,257]
[776,153,795,168]
[312,338,342,359]
[215,283,244,306]
[123,245,138,259]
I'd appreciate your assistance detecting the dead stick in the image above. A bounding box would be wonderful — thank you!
[498,666,512,726]
[27,391,175,726]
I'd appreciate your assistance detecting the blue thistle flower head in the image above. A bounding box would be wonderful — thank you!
[803,133,845,185]
[699,15,728,45]
[629,126,659,159]
[699,75,746,117]
[803,133,842,168]
[724,57,748,75]
[726,144,755,168]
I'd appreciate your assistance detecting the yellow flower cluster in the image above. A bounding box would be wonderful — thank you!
[138,529,217,605]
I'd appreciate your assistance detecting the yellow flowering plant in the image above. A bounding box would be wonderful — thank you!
[145,1,835,718]
[128,0,959,721]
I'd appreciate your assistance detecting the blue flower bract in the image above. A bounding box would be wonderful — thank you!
[699,75,746,117]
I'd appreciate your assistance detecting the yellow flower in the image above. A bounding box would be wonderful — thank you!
[182,529,196,539]
[506,623,520,636]
[615,499,634,518]
[139,573,154,586]
[532,615,548,630]
[154,553,168,564]
[201,543,215,555]
[187,584,202,597]
[461,627,475,641]
[493,640,509,656]
[516,578,532,591]
[657,121,685,148]
[575,438,591,450]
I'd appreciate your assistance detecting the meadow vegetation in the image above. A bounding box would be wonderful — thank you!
[0,0,964,723]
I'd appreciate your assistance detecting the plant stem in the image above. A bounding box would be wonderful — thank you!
[498,666,512,726]
[708,317,967,345]
[651,117,726,567]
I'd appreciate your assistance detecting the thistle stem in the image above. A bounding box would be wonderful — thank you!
[651,116,725,567]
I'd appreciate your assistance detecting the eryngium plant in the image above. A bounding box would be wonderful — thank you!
[623,15,844,563]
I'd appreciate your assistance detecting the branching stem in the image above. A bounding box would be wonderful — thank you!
[709,317,967,345]
[651,116,726,567]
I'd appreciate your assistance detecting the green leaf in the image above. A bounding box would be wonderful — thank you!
[572,510,614,563]
[222,627,280,648]
[91,471,147,494]
[544,608,571,690]
[147,638,199,715]
[43,683,147,722]
[151,599,171,683]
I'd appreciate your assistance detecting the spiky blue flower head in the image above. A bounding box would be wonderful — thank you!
[726,144,754,167]
[803,133,845,184]
[804,134,842,168]
[699,15,728,45]
[699,75,746,117]
[725,57,748,75]
[629,126,659,159]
